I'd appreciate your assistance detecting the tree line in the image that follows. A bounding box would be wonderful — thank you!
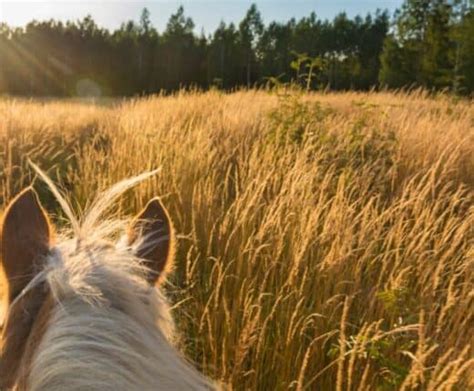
[0,0,473,96]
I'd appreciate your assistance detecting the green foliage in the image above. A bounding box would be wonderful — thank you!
[289,52,328,90]
[380,0,474,94]
[267,90,332,145]
[377,289,418,324]
[267,91,398,199]
[0,2,471,95]
[0,4,390,96]
[453,3,474,93]
[328,332,415,389]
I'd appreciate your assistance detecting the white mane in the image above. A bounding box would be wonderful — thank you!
[17,166,213,390]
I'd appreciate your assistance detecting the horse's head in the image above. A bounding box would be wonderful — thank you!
[0,187,212,390]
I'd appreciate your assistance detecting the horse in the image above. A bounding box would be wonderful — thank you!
[0,172,214,390]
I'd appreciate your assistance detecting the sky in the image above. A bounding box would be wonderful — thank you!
[0,1,404,34]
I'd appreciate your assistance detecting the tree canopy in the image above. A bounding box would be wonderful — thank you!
[0,1,472,96]
[380,0,474,93]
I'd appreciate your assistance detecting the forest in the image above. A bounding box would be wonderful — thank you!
[0,0,473,96]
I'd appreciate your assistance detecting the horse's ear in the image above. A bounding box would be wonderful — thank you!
[128,198,174,285]
[1,188,52,302]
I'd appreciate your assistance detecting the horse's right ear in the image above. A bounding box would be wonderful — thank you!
[1,188,52,302]
[128,198,174,285]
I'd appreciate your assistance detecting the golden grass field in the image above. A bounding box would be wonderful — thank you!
[0,90,473,390]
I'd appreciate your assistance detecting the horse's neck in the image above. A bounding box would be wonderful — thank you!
[27,297,211,390]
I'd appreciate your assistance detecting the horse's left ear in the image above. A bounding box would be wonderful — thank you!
[128,198,174,285]
[1,188,52,302]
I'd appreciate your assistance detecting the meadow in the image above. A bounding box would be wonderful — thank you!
[0,89,473,390]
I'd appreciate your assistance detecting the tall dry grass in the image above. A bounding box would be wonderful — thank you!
[0,90,473,390]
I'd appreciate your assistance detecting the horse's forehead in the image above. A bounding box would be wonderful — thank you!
[0,285,53,390]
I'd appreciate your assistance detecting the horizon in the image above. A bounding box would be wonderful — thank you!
[0,1,403,34]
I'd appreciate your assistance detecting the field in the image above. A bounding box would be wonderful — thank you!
[0,90,473,390]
